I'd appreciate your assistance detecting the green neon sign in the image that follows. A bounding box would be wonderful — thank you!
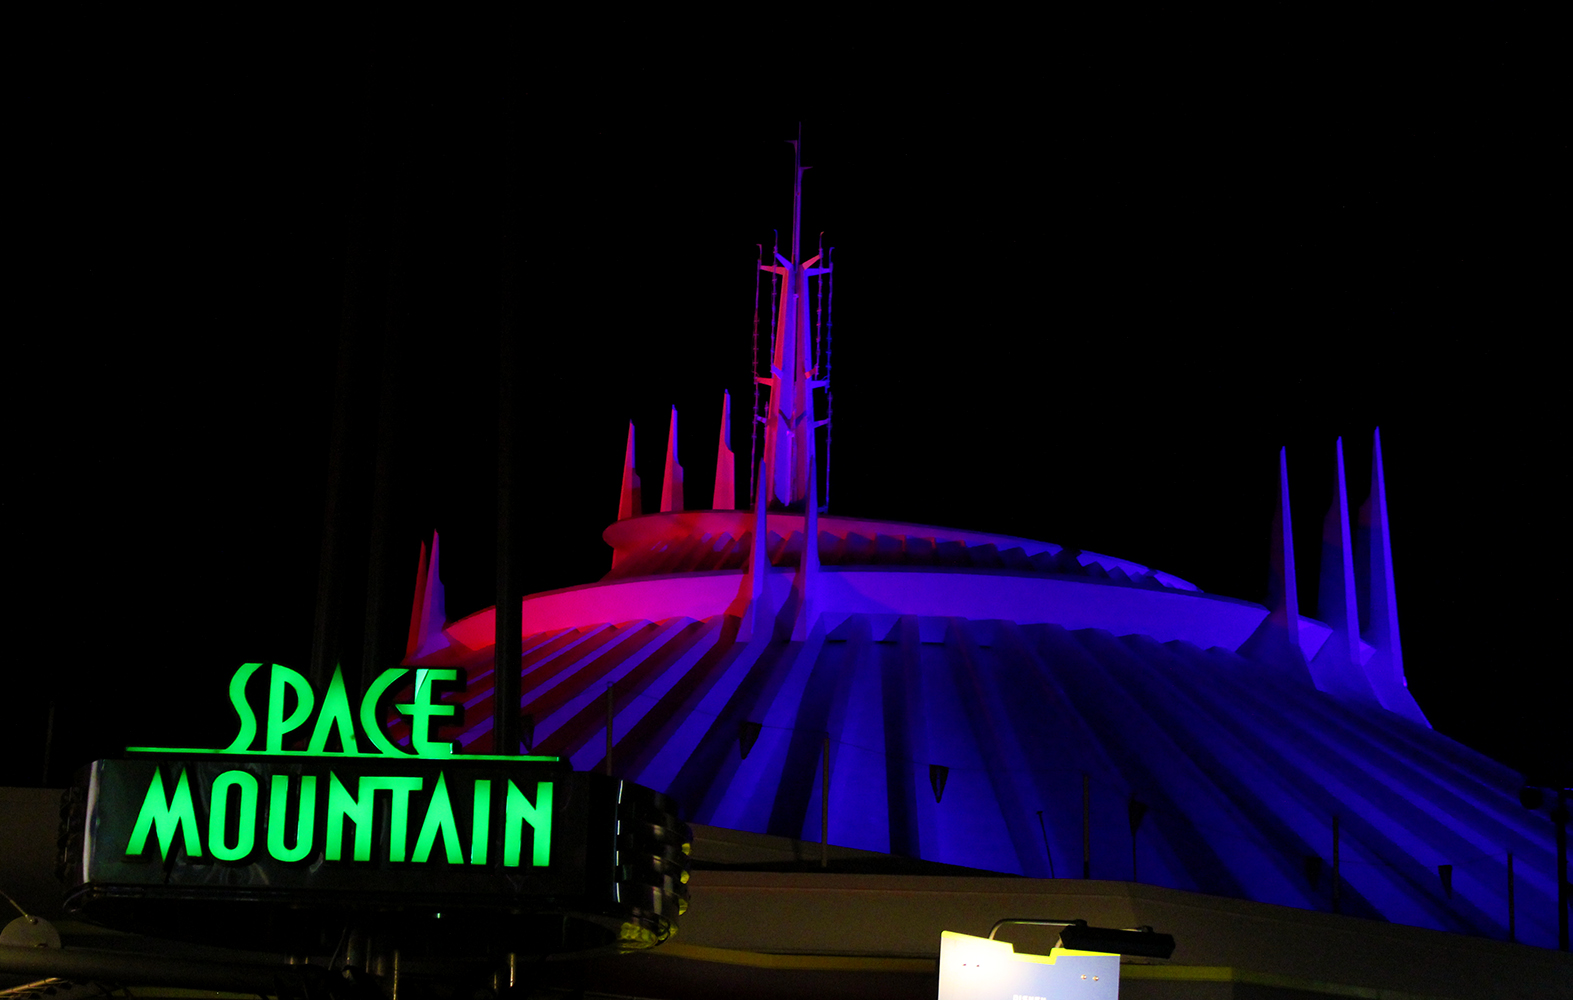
[126,766,553,868]
[117,664,564,872]
[267,774,316,862]
[128,663,557,763]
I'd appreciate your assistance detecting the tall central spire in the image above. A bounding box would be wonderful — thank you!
[759,135,831,511]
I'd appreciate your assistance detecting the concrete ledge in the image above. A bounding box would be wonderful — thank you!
[675,870,1571,1000]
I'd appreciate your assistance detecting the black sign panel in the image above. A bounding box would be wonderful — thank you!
[62,756,690,955]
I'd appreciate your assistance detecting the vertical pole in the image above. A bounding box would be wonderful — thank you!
[494,952,518,996]
[1037,810,1055,878]
[361,196,409,693]
[1332,814,1341,914]
[604,682,614,776]
[492,105,523,759]
[41,700,55,786]
[346,926,367,972]
[821,735,830,868]
[369,936,390,978]
[1507,850,1515,943]
[1127,797,1148,883]
[312,295,353,691]
[312,102,374,692]
[1556,790,1569,951]
[1082,773,1091,879]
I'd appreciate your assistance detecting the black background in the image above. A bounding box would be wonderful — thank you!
[11,24,1566,789]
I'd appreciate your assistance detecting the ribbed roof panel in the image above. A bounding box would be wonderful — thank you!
[402,611,1558,948]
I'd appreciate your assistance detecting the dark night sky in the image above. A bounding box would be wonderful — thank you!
[11,32,1566,788]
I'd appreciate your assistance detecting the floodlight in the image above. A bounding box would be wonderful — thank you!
[987,917,1176,959]
[1060,922,1176,959]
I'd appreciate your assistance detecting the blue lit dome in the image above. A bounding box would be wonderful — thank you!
[391,144,1558,947]
[394,480,1558,947]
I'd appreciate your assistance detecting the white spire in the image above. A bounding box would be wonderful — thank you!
[661,406,683,513]
[618,421,641,520]
[713,390,735,509]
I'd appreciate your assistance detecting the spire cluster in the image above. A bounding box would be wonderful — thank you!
[1242,429,1427,726]
[616,139,833,523]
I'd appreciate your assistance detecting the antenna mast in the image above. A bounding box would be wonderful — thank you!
[758,133,832,511]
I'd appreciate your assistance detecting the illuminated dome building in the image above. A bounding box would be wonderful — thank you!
[387,148,1563,968]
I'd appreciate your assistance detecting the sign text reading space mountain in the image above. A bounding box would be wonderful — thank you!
[118,663,560,867]
[60,663,691,955]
